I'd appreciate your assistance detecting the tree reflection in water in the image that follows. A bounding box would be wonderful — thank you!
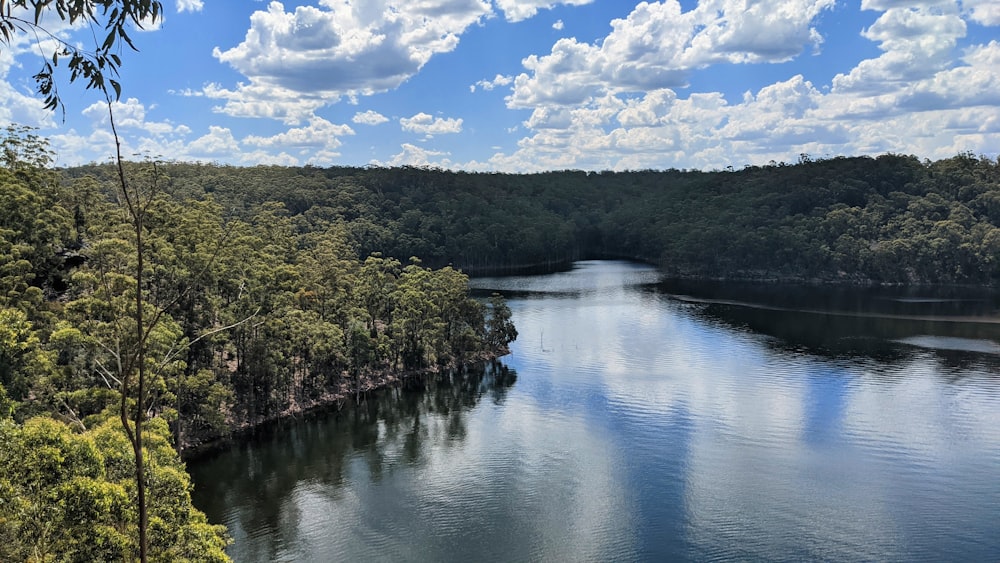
[189,361,516,551]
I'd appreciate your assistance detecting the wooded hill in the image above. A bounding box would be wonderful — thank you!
[3,125,999,559]
[1,126,523,558]
[65,151,1000,284]
[1,131,518,455]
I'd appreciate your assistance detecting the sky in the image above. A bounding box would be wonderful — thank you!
[1,0,998,172]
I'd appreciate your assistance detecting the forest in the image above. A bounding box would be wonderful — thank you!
[3,122,1000,559]
[0,127,517,561]
[64,149,1000,284]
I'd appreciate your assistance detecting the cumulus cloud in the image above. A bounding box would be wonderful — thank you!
[186,126,241,157]
[494,0,595,22]
[0,2,98,127]
[960,0,1000,25]
[471,74,513,92]
[6,0,999,173]
[553,19,565,30]
[0,48,55,127]
[384,142,453,167]
[202,81,327,125]
[508,0,834,109]
[448,0,990,173]
[832,6,967,93]
[209,0,491,121]
[38,97,356,166]
[353,110,390,125]
[400,112,463,135]
[243,116,354,148]
[176,0,204,13]
[237,149,299,166]
[81,98,190,136]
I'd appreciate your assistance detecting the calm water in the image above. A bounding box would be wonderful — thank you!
[190,261,1000,562]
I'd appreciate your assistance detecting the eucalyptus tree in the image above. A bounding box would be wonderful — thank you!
[0,415,230,561]
[486,294,517,354]
[1,3,180,561]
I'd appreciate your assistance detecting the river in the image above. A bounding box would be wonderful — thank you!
[189,260,1000,562]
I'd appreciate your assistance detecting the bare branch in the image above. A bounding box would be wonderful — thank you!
[157,306,262,369]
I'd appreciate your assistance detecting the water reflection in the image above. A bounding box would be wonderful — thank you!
[479,262,1000,561]
[193,261,1000,562]
[659,278,1000,376]
[190,363,517,562]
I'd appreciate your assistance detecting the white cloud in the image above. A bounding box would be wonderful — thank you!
[400,112,463,135]
[169,87,204,97]
[892,41,1000,110]
[186,126,241,158]
[383,142,452,167]
[202,81,327,125]
[508,0,834,109]
[243,116,355,148]
[237,149,299,166]
[961,0,1000,25]
[486,26,1000,174]
[176,0,204,12]
[81,98,190,136]
[209,0,491,120]
[353,110,389,125]
[0,3,98,127]
[469,0,998,172]
[472,74,514,92]
[832,6,967,93]
[47,129,117,165]
[553,19,564,30]
[0,47,55,128]
[494,0,595,22]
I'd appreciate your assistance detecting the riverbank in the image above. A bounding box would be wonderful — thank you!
[181,349,508,461]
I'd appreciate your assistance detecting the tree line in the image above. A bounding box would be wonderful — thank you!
[62,151,1000,284]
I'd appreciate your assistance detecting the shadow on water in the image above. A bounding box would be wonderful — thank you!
[656,278,1000,375]
[188,361,516,550]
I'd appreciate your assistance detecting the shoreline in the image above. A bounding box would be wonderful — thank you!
[462,257,1000,290]
[180,350,508,461]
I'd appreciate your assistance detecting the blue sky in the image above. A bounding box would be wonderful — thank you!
[2,0,998,171]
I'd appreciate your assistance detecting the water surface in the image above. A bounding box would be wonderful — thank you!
[190,261,1000,562]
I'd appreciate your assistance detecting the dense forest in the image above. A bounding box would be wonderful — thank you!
[64,150,1000,284]
[4,122,1000,559]
[0,128,517,560]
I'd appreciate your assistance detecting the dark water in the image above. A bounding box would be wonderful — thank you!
[190,261,1000,562]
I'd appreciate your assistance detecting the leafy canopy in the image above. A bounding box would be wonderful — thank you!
[0,0,163,113]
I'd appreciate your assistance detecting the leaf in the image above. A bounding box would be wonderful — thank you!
[101,30,115,52]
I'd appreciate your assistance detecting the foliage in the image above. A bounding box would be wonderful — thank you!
[1,142,512,455]
[486,293,517,353]
[0,415,230,562]
[0,0,163,113]
[0,307,53,407]
[15,128,1000,559]
[1,126,75,316]
[72,153,1000,285]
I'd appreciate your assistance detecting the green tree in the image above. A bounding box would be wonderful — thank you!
[486,294,517,354]
[0,415,230,562]
[3,2,165,558]
[0,307,53,408]
[0,127,74,317]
